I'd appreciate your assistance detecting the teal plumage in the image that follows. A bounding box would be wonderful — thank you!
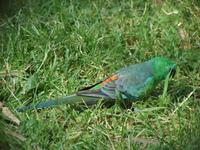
[17,57,176,112]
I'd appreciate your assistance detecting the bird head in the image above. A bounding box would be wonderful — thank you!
[151,57,176,82]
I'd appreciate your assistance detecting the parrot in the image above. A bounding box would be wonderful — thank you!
[17,57,176,112]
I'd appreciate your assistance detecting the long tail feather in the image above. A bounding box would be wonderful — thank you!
[17,94,99,112]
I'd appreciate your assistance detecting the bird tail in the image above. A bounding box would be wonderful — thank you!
[17,94,99,112]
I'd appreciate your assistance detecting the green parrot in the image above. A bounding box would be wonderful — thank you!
[17,57,176,112]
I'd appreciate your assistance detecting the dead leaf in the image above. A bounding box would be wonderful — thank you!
[177,22,182,27]
[178,28,191,50]
[154,0,165,5]
[0,70,20,77]
[133,137,159,145]
[0,102,3,109]
[179,28,188,40]
[2,107,20,125]
[162,9,178,15]
[5,130,26,142]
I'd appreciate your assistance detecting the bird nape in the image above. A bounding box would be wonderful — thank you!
[17,57,176,112]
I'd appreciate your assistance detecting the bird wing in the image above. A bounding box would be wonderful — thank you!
[76,74,119,99]
[115,74,154,100]
[77,63,154,100]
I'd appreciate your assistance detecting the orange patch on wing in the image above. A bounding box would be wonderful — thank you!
[101,74,119,86]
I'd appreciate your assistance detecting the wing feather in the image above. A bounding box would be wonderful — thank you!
[76,74,119,99]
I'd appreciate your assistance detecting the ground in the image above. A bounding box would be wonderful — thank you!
[0,0,200,149]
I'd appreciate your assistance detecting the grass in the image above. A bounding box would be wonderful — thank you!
[0,0,200,149]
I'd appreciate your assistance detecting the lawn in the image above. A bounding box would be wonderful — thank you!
[0,0,200,149]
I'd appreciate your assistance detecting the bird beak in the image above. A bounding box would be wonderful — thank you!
[169,65,176,78]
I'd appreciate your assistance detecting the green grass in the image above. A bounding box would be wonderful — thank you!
[1,0,200,149]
